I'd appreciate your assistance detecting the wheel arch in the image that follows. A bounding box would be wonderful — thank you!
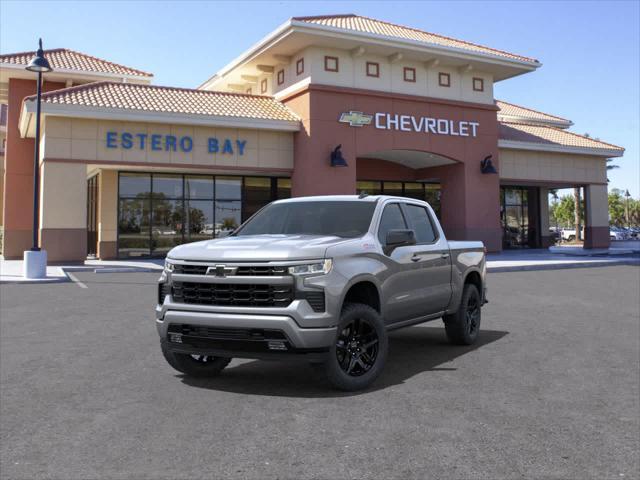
[339,276,382,314]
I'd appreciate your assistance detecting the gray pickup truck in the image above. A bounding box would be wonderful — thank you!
[156,195,486,390]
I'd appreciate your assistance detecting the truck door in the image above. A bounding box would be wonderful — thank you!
[377,202,434,324]
[400,202,452,315]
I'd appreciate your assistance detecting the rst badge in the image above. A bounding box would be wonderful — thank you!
[338,111,373,127]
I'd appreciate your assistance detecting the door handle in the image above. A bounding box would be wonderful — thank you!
[411,254,421,262]
[440,253,450,259]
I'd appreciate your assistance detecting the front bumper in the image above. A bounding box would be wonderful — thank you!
[156,302,337,359]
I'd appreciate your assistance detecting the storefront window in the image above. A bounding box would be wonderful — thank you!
[501,186,538,249]
[383,182,403,197]
[244,177,272,220]
[117,173,288,258]
[356,181,382,195]
[276,178,291,200]
[118,197,151,257]
[356,180,441,218]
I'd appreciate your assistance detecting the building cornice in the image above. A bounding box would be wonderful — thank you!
[19,101,300,138]
[498,140,623,158]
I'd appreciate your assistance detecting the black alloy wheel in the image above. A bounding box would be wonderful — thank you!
[465,294,480,337]
[335,318,379,377]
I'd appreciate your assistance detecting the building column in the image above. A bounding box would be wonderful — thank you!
[39,161,87,262]
[98,170,118,259]
[539,187,553,247]
[1,78,66,259]
[421,160,502,252]
[584,184,610,249]
[285,91,357,196]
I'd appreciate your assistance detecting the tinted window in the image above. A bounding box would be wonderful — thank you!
[236,201,376,238]
[405,204,437,243]
[377,203,407,244]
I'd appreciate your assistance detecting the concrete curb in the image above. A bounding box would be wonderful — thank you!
[488,259,640,273]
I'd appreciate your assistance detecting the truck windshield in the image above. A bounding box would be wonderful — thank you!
[235,201,376,238]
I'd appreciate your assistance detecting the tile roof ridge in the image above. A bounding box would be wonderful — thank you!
[500,121,624,150]
[297,13,539,63]
[0,47,66,59]
[0,47,152,77]
[61,47,153,77]
[292,13,357,21]
[497,99,571,123]
[24,80,113,102]
[30,80,288,103]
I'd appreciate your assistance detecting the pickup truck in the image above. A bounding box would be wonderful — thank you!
[156,195,487,391]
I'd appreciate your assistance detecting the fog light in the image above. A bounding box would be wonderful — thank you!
[169,333,183,343]
[267,340,287,351]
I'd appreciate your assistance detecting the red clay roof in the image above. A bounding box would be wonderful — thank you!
[293,14,539,64]
[26,81,299,122]
[499,122,624,153]
[497,100,571,126]
[0,48,152,78]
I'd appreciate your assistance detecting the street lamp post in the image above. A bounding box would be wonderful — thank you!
[23,39,53,279]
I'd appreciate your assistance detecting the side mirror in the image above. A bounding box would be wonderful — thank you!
[384,229,416,254]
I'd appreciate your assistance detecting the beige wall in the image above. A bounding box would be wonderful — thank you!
[266,46,494,104]
[98,169,118,243]
[499,149,607,184]
[585,184,609,228]
[42,117,294,170]
[40,161,86,229]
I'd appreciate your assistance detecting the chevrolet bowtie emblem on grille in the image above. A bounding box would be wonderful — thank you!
[206,265,236,277]
[339,111,373,127]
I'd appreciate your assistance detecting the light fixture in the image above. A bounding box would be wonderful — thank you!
[330,144,348,167]
[26,39,53,73]
[480,155,497,174]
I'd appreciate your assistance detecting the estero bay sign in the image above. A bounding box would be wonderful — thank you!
[105,131,248,155]
[339,111,480,137]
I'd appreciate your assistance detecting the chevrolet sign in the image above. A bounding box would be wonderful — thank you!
[338,111,374,127]
[339,111,480,137]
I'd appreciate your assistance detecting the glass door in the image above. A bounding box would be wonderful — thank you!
[86,175,99,257]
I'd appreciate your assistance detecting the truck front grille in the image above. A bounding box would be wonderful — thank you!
[168,324,287,341]
[172,264,288,276]
[172,281,293,307]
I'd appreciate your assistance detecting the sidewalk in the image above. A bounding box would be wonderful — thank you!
[0,257,163,284]
[487,248,639,273]
[1,250,638,283]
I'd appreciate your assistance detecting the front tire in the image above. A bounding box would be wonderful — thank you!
[443,284,482,345]
[161,342,231,377]
[324,302,388,391]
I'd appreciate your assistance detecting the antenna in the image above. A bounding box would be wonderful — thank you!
[358,191,368,199]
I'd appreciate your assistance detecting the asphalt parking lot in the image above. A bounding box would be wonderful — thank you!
[1,266,638,479]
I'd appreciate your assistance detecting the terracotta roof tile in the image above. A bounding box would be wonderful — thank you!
[0,48,152,77]
[293,14,538,64]
[27,81,299,122]
[496,100,571,126]
[499,122,623,153]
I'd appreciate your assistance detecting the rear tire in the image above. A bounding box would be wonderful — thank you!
[443,284,482,345]
[161,342,231,377]
[324,302,388,391]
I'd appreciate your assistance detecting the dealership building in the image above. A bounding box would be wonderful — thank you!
[0,14,624,261]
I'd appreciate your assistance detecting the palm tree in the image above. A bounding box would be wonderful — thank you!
[606,158,619,182]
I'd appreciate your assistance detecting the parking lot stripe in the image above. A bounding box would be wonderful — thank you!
[66,272,88,289]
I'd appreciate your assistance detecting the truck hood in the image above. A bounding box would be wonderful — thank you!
[167,234,346,262]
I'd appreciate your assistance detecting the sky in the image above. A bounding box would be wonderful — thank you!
[1,0,638,197]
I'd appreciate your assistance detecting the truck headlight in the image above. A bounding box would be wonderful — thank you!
[164,259,175,272]
[288,259,333,276]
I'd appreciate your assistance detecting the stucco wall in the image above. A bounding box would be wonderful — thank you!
[42,117,294,171]
[499,148,607,184]
[273,46,494,105]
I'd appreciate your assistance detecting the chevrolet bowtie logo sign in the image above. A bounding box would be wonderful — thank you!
[338,111,373,127]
